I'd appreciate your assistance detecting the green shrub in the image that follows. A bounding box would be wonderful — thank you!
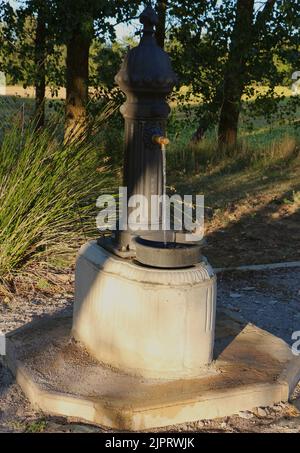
[0,110,116,282]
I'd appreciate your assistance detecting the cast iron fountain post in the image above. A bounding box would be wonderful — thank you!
[114,5,178,251]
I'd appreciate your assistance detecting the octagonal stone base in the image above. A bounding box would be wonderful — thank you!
[73,241,217,379]
[4,310,300,431]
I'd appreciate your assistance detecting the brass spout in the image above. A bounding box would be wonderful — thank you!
[152,135,170,147]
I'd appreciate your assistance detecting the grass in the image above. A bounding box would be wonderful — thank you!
[25,419,47,433]
[0,107,117,290]
[169,131,299,176]
[167,96,300,176]
[167,112,300,215]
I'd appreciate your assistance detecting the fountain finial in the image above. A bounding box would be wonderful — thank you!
[140,5,158,36]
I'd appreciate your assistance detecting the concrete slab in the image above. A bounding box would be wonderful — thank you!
[4,310,300,431]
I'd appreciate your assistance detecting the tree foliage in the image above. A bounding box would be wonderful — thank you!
[0,0,299,143]
[167,0,300,142]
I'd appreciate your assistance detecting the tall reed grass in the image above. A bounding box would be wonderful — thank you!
[0,108,116,283]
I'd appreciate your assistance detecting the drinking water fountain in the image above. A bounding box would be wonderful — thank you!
[73,5,217,379]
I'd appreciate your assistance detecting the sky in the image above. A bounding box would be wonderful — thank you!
[114,21,138,42]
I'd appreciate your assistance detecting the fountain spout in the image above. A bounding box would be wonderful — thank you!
[152,135,170,147]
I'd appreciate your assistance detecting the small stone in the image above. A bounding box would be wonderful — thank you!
[272,404,283,412]
[220,421,227,428]
[239,410,254,419]
[230,292,242,298]
[55,274,70,283]
[242,287,255,291]
[32,300,43,306]
[257,407,267,417]
[3,297,11,307]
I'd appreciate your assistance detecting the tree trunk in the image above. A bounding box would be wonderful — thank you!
[34,9,46,129]
[155,1,167,49]
[218,77,244,148]
[65,25,91,142]
[218,0,254,148]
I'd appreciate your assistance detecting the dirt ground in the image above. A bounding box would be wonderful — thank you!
[171,155,300,268]
[0,267,300,433]
[204,191,300,268]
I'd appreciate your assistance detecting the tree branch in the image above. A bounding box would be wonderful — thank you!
[254,0,276,31]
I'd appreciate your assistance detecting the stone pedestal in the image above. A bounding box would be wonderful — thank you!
[72,241,217,379]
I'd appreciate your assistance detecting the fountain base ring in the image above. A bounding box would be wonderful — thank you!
[134,236,202,268]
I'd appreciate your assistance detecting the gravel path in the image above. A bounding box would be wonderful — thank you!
[0,266,300,433]
[217,267,300,345]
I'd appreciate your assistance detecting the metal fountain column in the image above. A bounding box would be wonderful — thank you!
[115,5,177,251]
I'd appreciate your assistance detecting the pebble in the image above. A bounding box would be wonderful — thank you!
[272,404,283,412]
[257,407,268,417]
[239,411,254,419]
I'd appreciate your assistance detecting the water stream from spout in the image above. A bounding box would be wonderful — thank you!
[162,144,167,247]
